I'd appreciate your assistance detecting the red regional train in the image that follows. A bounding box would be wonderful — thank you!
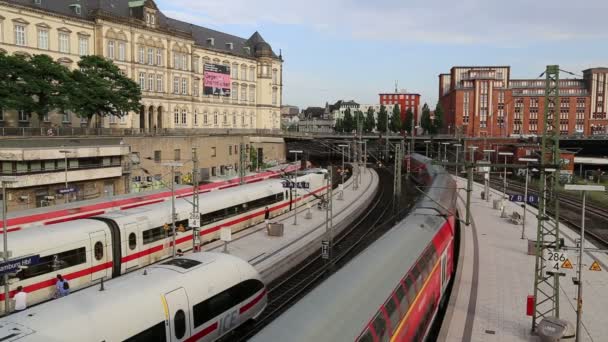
[0,164,298,233]
[251,154,458,342]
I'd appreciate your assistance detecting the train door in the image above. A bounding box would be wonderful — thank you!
[89,231,109,281]
[124,223,140,271]
[164,288,191,342]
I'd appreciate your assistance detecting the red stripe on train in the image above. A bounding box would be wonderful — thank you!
[240,290,267,314]
[185,322,218,342]
[0,227,22,234]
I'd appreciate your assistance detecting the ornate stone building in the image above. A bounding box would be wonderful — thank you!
[0,0,283,131]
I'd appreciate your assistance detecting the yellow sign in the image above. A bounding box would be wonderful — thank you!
[589,260,602,272]
[561,259,573,269]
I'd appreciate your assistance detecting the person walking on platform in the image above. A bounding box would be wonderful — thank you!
[264,206,270,227]
[13,286,27,312]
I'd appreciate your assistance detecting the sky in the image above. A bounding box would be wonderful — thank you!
[157,0,608,109]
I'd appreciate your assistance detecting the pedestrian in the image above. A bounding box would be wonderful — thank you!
[264,206,270,227]
[55,274,65,298]
[13,286,27,311]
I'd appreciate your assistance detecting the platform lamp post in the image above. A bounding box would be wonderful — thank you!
[519,158,538,239]
[162,161,183,257]
[453,144,462,177]
[564,184,606,342]
[498,152,514,215]
[338,145,348,200]
[424,140,431,158]
[483,150,495,202]
[465,146,478,226]
[289,150,303,225]
[442,142,451,163]
[1,176,17,314]
[59,150,72,204]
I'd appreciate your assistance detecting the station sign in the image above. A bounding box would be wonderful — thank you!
[282,181,310,189]
[321,240,330,260]
[0,255,40,276]
[544,249,568,271]
[56,187,77,194]
[189,212,200,228]
[508,194,539,205]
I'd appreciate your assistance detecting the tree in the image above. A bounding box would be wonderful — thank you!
[334,118,343,133]
[343,108,354,133]
[1,54,71,125]
[69,55,141,127]
[354,110,364,134]
[376,105,388,133]
[403,108,414,135]
[364,107,375,133]
[390,104,402,133]
[420,103,432,134]
[434,102,444,134]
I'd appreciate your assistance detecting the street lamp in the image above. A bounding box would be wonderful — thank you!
[289,150,303,225]
[424,140,431,158]
[483,149,495,202]
[1,176,17,314]
[161,161,183,257]
[59,150,73,204]
[498,152,514,211]
[338,145,348,200]
[519,157,537,239]
[564,184,606,342]
[453,143,462,177]
[442,142,451,163]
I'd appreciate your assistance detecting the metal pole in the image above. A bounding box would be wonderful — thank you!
[171,166,176,257]
[503,155,508,200]
[425,142,429,157]
[192,148,200,252]
[3,182,9,314]
[455,145,460,177]
[341,146,345,187]
[293,152,299,225]
[466,147,475,226]
[521,165,529,239]
[64,153,68,204]
[329,167,334,265]
[575,191,586,342]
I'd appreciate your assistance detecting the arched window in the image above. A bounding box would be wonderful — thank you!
[174,108,180,125]
[213,111,218,125]
[181,109,187,125]
[194,109,198,126]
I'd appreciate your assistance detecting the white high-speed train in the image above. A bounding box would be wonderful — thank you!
[1,172,327,312]
[0,252,267,342]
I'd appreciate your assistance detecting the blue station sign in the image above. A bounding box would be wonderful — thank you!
[508,194,539,205]
[56,187,77,194]
[282,181,310,189]
[0,255,40,276]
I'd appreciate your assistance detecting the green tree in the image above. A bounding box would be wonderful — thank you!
[354,110,364,134]
[364,107,375,133]
[434,102,444,134]
[1,54,71,126]
[402,108,413,134]
[69,55,141,127]
[420,103,432,134]
[334,118,343,133]
[390,104,402,133]
[343,108,354,133]
[376,105,388,133]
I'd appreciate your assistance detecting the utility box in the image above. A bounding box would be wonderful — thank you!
[537,316,573,342]
[267,222,284,237]
[527,239,537,255]
[493,199,501,210]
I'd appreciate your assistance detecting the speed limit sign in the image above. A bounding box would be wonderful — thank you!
[544,249,568,271]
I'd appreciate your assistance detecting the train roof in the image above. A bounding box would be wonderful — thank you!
[0,253,259,342]
[252,212,443,342]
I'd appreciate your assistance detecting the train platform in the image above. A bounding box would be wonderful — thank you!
[440,177,608,342]
[200,167,379,283]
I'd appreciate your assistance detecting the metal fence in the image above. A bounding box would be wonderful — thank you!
[0,127,286,137]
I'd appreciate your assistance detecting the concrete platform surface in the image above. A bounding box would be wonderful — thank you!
[440,177,608,342]
[202,167,379,283]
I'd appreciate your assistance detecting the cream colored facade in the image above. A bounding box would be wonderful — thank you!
[0,0,283,130]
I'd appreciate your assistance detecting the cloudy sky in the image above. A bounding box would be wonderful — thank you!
[157,0,608,109]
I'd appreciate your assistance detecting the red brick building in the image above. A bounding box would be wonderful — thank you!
[379,92,421,126]
[438,66,608,137]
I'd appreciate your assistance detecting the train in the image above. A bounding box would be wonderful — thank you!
[1,165,299,233]
[0,252,267,341]
[0,171,327,312]
[251,154,458,341]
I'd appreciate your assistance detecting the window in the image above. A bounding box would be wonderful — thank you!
[156,48,162,66]
[232,64,238,78]
[193,57,199,73]
[18,110,28,122]
[395,283,408,319]
[107,40,115,59]
[182,55,188,71]
[241,65,247,80]
[249,87,255,103]
[371,312,389,342]
[62,111,70,123]
[272,87,278,105]
[174,310,186,339]
[154,150,161,163]
[139,46,145,64]
[232,113,236,126]
[181,109,187,125]
[203,112,208,125]
[211,147,217,157]
[58,32,69,53]
[272,69,278,84]
[148,74,154,92]
[123,322,166,342]
[213,112,218,125]
[241,85,247,102]
[16,247,87,281]
[37,29,49,50]
[173,77,179,94]
[139,72,146,90]
[43,112,49,122]
[174,108,179,125]
[173,53,180,69]
[249,67,255,82]
[94,241,104,261]
[146,13,150,24]
[156,75,163,93]
[194,110,198,126]
[174,149,181,161]
[223,112,227,125]
[117,42,125,61]
[79,36,89,56]
[181,78,188,95]
[193,81,199,97]
[232,83,238,101]
[151,15,155,25]
[14,24,26,46]
[384,296,400,334]
[147,48,153,65]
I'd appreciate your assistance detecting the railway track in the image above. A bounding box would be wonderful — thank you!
[223,168,400,341]
[487,178,608,247]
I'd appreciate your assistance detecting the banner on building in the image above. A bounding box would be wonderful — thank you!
[203,64,231,97]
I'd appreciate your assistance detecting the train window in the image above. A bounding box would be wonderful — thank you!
[16,247,86,281]
[356,328,374,342]
[174,310,186,339]
[129,233,137,250]
[394,283,409,318]
[124,321,167,342]
[193,290,235,328]
[94,241,104,261]
[409,267,421,292]
[229,279,265,303]
[403,277,416,303]
[143,227,167,244]
[384,295,400,334]
[371,311,390,342]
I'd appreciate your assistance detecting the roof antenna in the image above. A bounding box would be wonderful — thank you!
[395,80,398,93]
[279,49,282,59]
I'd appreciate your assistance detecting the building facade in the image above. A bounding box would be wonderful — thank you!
[379,92,421,125]
[0,0,283,131]
[330,100,360,121]
[439,66,608,137]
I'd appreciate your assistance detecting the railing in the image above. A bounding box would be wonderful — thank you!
[0,127,285,138]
